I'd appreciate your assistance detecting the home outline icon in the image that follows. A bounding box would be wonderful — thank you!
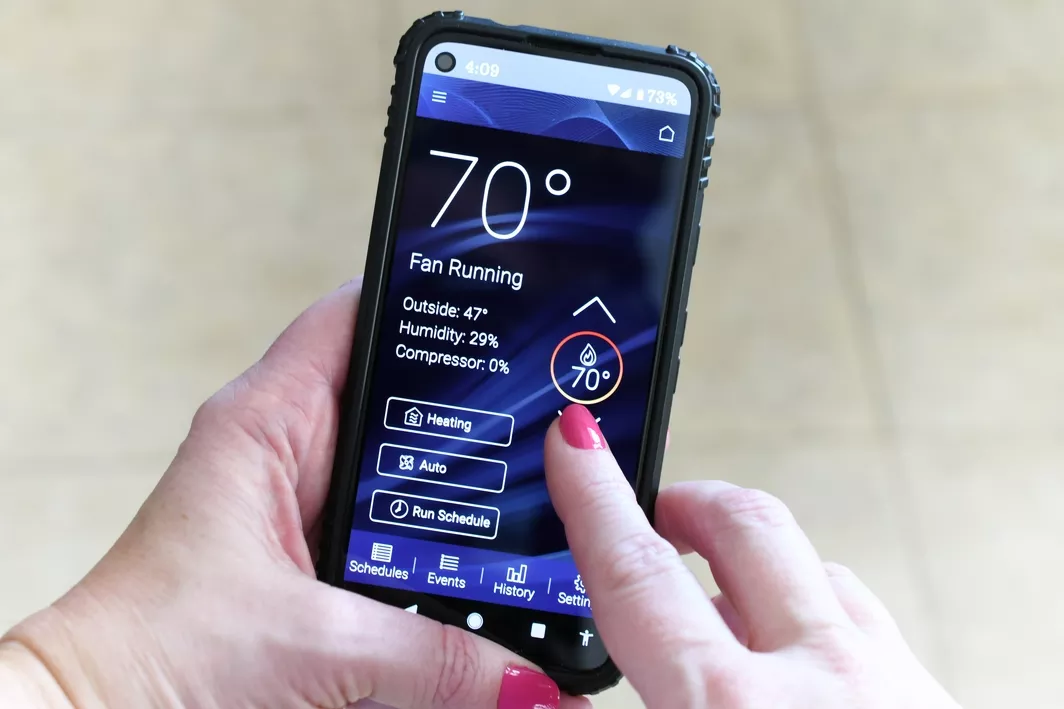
[658,125,675,143]
[404,407,424,427]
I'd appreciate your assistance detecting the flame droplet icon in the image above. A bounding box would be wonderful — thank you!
[579,343,598,367]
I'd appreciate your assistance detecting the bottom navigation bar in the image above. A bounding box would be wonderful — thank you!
[343,529,592,618]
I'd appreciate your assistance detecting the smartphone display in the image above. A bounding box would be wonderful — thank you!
[321,18,717,691]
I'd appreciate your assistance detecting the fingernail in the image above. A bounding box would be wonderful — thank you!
[498,665,560,709]
[559,404,607,450]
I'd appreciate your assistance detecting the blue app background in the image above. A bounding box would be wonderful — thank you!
[344,73,691,618]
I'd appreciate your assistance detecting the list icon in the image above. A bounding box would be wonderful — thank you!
[439,554,460,572]
[370,543,393,564]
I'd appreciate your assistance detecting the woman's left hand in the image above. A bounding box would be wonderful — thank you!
[1,280,584,709]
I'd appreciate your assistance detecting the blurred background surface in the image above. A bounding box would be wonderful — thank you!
[1,1,1062,707]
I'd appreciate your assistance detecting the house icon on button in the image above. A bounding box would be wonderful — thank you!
[404,407,424,427]
[658,125,675,143]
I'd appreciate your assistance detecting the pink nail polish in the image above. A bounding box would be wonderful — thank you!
[559,404,607,450]
[498,665,560,709]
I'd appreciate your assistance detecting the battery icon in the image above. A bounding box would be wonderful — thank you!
[637,89,645,101]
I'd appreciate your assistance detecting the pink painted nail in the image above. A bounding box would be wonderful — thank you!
[559,404,607,450]
[498,665,560,709]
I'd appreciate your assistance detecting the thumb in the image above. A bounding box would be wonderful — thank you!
[305,585,589,709]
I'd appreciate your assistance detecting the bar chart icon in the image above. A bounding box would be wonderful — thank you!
[506,564,528,585]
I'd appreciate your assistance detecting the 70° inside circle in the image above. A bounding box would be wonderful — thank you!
[550,331,624,406]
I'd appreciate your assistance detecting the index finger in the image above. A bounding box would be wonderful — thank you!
[543,405,743,699]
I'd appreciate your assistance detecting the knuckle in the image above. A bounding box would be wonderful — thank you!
[823,561,855,579]
[573,470,637,511]
[599,529,682,598]
[712,487,795,533]
[189,376,256,433]
[700,662,756,708]
[189,389,231,432]
[807,625,871,680]
[824,642,869,681]
[432,624,484,708]
[187,375,300,473]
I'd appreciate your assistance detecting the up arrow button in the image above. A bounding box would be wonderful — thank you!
[572,297,617,324]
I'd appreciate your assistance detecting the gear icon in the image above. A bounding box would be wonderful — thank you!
[575,574,586,595]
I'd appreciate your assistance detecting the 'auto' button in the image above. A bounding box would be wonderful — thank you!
[377,444,507,493]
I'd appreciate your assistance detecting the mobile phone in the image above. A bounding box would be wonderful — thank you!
[318,11,720,695]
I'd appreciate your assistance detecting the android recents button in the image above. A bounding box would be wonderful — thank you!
[369,490,500,540]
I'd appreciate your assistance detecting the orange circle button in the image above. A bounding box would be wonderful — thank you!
[550,331,624,405]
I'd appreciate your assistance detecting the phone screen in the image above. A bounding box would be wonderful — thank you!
[343,39,696,650]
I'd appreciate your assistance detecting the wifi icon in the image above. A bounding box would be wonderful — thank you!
[607,84,620,96]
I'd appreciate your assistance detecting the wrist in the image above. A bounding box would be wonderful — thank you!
[0,638,76,709]
[5,578,175,709]
[2,588,130,709]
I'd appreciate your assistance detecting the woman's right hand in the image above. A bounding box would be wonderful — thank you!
[545,404,962,709]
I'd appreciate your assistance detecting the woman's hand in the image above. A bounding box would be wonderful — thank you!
[1,282,584,709]
[545,404,962,709]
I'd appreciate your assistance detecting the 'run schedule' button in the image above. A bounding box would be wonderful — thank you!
[369,490,500,540]
[384,397,514,447]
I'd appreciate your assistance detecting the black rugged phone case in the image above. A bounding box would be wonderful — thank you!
[317,10,721,696]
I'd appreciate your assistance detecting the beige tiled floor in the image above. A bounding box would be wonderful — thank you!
[1,2,1061,707]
